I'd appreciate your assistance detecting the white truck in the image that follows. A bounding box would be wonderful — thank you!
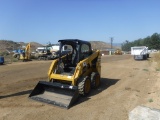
[131,46,149,60]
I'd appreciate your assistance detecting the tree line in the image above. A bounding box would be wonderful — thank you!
[121,33,160,51]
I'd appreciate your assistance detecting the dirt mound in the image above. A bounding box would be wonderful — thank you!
[0,40,119,53]
[0,40,21,51]
[90,41,119,50]
[0,40,43,52]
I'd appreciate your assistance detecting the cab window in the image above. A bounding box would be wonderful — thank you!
[80,44,90,59]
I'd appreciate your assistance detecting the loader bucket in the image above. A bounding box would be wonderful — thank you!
[29,81,79,109]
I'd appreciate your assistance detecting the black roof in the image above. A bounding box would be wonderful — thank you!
[58,39,90,45]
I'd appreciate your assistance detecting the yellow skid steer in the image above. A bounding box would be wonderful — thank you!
[29,39,101,109]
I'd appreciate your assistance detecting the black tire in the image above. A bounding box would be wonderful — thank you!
[91,72,100,88]
[78,76,91,96]
[14,54,17,58]
[143,55,147,60]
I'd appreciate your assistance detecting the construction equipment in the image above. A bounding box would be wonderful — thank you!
[29,39,101,109]
[13,43,31,61]
[0,56,4,65]
[34,45,61,60]
[114,49,123,55]
[131,46,149,60]
[19,43,31,61]
[34,48,52,60]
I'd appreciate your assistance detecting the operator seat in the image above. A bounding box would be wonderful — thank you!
[71,53,78,67]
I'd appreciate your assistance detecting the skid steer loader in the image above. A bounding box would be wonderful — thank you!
[29,39,101,109]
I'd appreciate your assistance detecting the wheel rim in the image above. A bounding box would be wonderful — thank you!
[84,79,91,94]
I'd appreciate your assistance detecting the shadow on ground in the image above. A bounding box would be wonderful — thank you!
[74,77,120,107]
[90,77,120,96]
[0,90,32,99]
[0,78,120,109]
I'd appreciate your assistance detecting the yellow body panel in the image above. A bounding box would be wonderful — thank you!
[114,49,123,55]
[48,50,101,86]
[19,43,31,60]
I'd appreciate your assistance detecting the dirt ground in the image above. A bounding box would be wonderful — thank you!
[0,54,160,120]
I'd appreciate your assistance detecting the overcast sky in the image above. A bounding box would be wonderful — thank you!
[0,0,160,44]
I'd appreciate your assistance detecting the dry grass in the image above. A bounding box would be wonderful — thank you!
[153,52,160,71]
[3,54,17,64]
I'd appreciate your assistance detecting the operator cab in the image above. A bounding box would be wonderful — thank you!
[56,39,92,75]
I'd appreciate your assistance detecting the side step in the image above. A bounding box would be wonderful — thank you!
[29,81,79,109]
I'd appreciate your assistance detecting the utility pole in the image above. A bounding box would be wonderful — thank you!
[110,37,113,50]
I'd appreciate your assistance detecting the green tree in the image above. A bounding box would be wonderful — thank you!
[150,33,160,49]
[122,33,160,51]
